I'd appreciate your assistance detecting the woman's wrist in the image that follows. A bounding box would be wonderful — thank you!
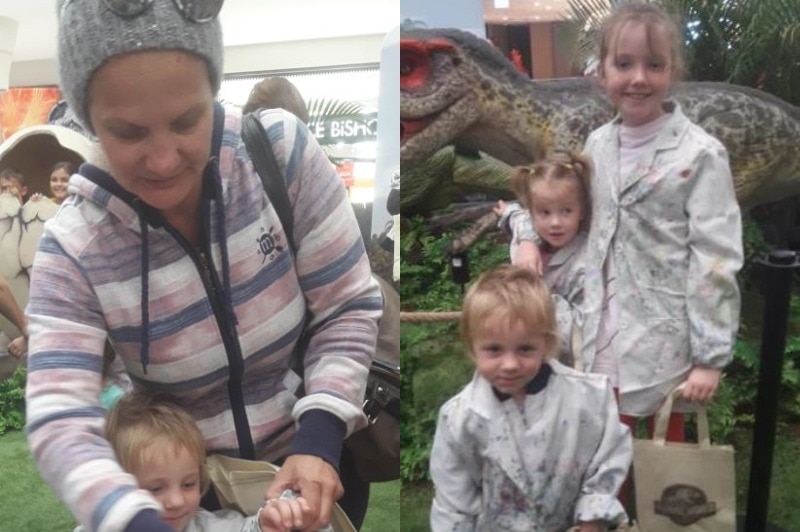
[287,410,346,470]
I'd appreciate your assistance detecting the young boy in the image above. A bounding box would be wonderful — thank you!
[429,265,632,531]
[0,168,29,204]
[79,392,318,532]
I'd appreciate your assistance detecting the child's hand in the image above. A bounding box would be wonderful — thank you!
[514,240,543,274]
[492,199,508,217]
[258,495,311,532]
[683,366,721,403]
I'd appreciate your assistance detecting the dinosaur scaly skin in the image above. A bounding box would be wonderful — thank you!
[400,28,800,210]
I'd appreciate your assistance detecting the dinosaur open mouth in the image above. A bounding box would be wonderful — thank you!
[401,116,434,145]
[400,38,459,147]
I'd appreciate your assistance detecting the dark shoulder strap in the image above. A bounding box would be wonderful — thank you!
[241,111,309,386]
[241,111,296,254]
[211,101,225,159]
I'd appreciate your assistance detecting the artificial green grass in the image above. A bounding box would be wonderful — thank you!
[363,480,401,532]
[0,430,76,531]
[0,430,399,531]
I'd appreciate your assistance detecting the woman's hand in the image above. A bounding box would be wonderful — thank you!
[266,454,343,531]
[683,366,721,403]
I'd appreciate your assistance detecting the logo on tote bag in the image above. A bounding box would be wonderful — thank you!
[654,484,717,525]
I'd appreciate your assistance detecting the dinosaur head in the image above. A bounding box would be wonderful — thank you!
[399,36,458,150]
[401,28,549,168]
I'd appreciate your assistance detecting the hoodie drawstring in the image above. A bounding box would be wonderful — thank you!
[133,158,237,376]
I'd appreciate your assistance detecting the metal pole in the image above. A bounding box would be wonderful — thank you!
[744,250,799,532]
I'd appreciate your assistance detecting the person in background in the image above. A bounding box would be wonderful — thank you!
[0,168,30,204]
[0,276,28,360]
[26,1,381,531]
[49,161,74,204]
[429,265,631,531]
[242,77,310,125]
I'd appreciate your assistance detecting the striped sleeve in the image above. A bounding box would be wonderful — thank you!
[262,111,383,436]
[25,232,160,531]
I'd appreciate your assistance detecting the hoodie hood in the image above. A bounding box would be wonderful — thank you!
[70,102,234,374]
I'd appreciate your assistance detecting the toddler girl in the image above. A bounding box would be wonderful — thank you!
[497,152,592,367]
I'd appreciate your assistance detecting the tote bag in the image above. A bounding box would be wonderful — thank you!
[633,385,736,531]
[206,454,356,532]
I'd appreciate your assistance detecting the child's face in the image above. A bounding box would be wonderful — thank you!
[133,443,202,532]
[472,318,552,403]
[599,21,673,127]
[50,168,71,202]
[529,179,584,250]
[0,176,26,204]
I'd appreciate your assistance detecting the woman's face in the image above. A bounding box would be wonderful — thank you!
[87,51,214,220]
[50,167,71,203]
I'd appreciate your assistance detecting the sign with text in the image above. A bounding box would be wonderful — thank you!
[311,112,378,145]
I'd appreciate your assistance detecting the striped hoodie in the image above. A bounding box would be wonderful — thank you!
[25,104,382,532]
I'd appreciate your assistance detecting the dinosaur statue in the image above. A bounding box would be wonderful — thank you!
[400,28,800,213]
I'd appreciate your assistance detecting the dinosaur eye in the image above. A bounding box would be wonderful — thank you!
[400,49,431,91]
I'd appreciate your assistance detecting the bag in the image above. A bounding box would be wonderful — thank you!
[242,112,400,483]
[206,454,356,532]
[632,385,736,531]
[343,274,400,482]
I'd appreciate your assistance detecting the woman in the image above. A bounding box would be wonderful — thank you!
[25,2,381,532]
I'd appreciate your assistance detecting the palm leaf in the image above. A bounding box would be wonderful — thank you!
[565,0,613,71]
[306,98,367,121]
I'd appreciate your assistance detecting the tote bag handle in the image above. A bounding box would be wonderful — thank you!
[653,383,710,449]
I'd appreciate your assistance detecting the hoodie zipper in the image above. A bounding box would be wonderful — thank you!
[171,230,256,460]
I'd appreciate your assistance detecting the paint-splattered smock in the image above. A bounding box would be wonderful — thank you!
[25,105,382,532]
[582,101,743,416]
[430,361,631,531]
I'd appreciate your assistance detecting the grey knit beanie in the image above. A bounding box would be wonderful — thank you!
[57,0,224,132]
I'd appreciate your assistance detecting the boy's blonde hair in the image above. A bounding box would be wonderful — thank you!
[460,265,558,357]
[597,2,686,80]
[106,392,211,495]
[511,151,592,228]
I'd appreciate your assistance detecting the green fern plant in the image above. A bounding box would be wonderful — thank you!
[0,365,25,435]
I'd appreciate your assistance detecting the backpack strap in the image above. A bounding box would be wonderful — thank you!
[211,101,226,160]
[241,111,309,389]
[241,111,296,254]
